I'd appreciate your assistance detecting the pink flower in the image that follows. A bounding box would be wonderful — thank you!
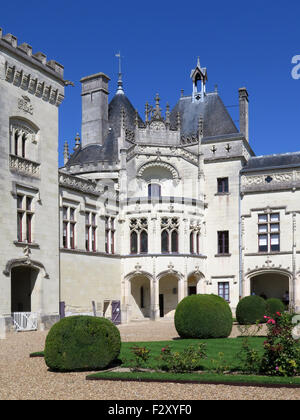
[161,348,166,352]
[264,316,269,319]
[276,366,279,371]
[276,312,281,316]
[267,319,276,324]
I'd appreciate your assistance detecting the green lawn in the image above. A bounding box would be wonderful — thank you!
[30,337,265,371]
[118,337,265,372]
[86,370,300,386]
[31,337,300,386]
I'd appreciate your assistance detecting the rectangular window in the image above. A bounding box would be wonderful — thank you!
[218,231,229,254]
[92,227,96,252]
[105,216,115,254]
[258,234,268,252]
[258,213,280,253]
[217,177,229,193]
[17,194,34,243]
[63,221,68,248]
[218,282,230,302]
[85,212,91,251]
[70,222,75,249]
[62,206,76,249]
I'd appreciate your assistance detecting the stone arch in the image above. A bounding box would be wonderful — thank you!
[6,258,47,314]
[187,270,205,295]
[3,257,49,279]
[245,268,292,305]
[137,161,180,181]
[157,269,183,318]
[123,271,154,321]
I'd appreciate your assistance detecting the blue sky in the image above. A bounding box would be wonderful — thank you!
[2,0,300,166]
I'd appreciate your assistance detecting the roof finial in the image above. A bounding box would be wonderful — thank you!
[115,51,124,94]
[197,56,200,68]
[63,140,69,165]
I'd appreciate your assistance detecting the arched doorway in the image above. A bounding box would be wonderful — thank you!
[158,274,179,318]
[130,274,151,320]
[250,271,290,303]
[187,271,205,295]
[11,266,39,312]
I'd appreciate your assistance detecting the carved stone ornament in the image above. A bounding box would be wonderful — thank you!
[150,120,166,131]
[18,95,33,115]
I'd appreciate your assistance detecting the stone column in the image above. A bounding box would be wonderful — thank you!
[152,277,160,320]
[121,276,131,323]
[294,275,300,313]
[243,275,251,297]
[178,275,185,303]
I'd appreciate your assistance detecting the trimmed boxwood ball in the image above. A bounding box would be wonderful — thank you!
[174,294,233,339]
[266,298,285,317]
[44,316,121,371]
[236,295,267,325]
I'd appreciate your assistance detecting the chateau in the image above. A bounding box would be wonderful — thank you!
[1,29,299,332]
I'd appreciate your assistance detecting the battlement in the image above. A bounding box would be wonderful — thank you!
[0,28,64,80]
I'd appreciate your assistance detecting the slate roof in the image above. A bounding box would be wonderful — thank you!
[66,90,239,167]
[66,93,143,166]
[241,152,300,172]
[169,93,238,138]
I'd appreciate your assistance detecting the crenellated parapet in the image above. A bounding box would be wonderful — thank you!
[0,28,65,107]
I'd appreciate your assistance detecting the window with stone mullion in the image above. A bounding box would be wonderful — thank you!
[161,217,179,254]
[130,218,148,255]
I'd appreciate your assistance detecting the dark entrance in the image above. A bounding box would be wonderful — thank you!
[11,266,38,312]
[188,286,197,295]
[159,294,164,318]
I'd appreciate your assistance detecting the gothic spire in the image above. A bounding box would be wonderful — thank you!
[115,51,124,95]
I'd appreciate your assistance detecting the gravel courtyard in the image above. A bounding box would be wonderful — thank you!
[0,319,299,400]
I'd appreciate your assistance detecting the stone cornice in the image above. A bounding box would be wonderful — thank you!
[241,170,300,194]
[58,171,100,196]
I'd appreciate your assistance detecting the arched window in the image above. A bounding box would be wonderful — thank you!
[10,118,39,162]
[14,131,18,155]
[171,230,178,253]
[130,218,148,254]
[148,183,161,199]
[161,217,179,254]
[161,230,169,253]
[190,231,194,254]
[22,134,26,158]
[140,230,148,254]
[196,232,200,255]
[130,230,138,254]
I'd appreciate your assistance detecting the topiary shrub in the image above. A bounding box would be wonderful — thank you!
[44,316,121,372]
[266,298,285,318]
[236,295,267,325]
[174,294,233,339]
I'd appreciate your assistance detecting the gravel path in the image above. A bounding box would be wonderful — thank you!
[0,320,299,400]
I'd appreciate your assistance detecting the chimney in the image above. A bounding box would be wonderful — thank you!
[239,87,249,142]
[80,72,110,148]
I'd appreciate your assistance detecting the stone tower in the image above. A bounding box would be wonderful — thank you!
[0,29,65,331]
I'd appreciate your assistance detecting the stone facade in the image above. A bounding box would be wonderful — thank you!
[1,29,300,332]
[0,29,64,330]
